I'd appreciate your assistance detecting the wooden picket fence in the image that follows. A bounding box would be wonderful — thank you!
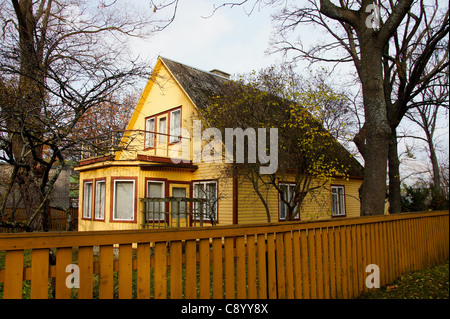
[0,210,448,299]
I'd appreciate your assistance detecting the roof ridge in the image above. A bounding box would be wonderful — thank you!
[159,56,232,81]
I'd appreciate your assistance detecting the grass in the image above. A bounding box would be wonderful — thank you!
[358,259,449,299]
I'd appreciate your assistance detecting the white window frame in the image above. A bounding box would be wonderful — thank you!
[145,117,155,148]
[83,181,93,219]
[112,179,136,221]
[331,185,346,217]
[193,181,218,222]
[170,109,181,143]
[94,180,106,220]
[278,183,299,221]
[146,180,166,221]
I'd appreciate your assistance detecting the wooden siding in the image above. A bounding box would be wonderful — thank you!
[237,174,363,224]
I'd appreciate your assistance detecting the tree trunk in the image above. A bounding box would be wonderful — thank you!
[9,0,48,231]
[250,176,271,223]
[16,168,44,231]
[358,47,391,216]
[388,130,402,214]
[427,135,442,209]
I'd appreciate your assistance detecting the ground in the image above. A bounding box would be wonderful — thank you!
[358,259,449,299]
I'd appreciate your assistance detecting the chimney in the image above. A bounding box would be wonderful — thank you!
[209,69,231,79]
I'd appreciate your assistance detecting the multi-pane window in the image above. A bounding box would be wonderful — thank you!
[278,183,299,220]
[146,181,166,221]
[331,185,346,216]
[94,180,105,220]
[193,181,217,222]
[145,107,181,147]
[113,179,135,221]
[170,109,181,143]
[83,181,93,219]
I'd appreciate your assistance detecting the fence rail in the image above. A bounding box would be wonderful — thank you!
[0,210,448,299]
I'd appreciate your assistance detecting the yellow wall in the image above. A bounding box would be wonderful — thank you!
[237,174,363,224]
[117,59,197,162]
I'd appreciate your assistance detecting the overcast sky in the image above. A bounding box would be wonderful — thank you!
[131,0,284,76]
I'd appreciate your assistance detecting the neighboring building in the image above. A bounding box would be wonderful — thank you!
[75,57,364,231]
[0,164,72,210]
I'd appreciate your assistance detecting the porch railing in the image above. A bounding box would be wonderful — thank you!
[141,197,210,229]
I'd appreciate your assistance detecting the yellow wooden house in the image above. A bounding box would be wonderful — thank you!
[75,57,364,231]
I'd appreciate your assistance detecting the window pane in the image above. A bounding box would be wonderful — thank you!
[289,185,299,219]
[279,184,288,220]
[206,182,217,220]
[83,182,92,218]
[193,183,204,217]
[172,187,187,218]
[331,192,338,215]
[146,118,155,148]
[95,181,105,219]
[158,117,167,143]
[114,181,134,220]
[338,187,345,216]
[170,110,181,143]
[147,182,165,220]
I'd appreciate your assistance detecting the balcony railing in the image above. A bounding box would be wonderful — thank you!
[141,197,213,229]
[80,129,190,161]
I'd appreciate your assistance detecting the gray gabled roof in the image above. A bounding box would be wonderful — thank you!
[161,57,364,177]
[160,57,232,109]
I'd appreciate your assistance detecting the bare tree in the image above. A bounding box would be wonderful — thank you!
[0,0,155,230]
[404,71,449,209]
[272,0,449,215]
[153,0,448,216]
